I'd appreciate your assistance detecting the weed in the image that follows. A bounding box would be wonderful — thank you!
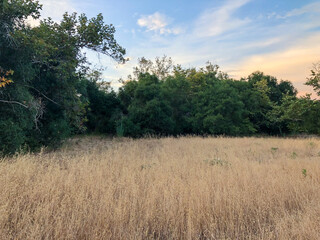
[308,142,315,147]
[302,169,307,178]
[291,152,297,159]
[140,163,156,170]
[204,158,230,167]
[271,147,278,157]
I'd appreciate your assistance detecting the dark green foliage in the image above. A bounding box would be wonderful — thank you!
[117,60,313,138]
[0,119,26,155]
[119,73,174,137]
[306,63,320,96]
[243,72,297,134]
[81,79,121,134]
[162,73,193,134]
[280,95,320,134]
[1,0,319,155]
[191,78,254,135]
[0,0,126,155]
[247,71,297,104]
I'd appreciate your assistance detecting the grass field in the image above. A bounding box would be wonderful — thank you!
[0,136,320,239]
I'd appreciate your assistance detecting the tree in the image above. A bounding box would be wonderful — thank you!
[131,55,173,80]
[0,0,126,154]
[161,73,192,134]
[77,70,122,134]
[280,94,320,134]
[247,71,297,104]
[119,73,174,137]
[244,71,297,134]
[191,79,254,135]
[306,62,320,96]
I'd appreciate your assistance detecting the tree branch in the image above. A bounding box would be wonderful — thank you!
[0,99,29,108]
[24,85,60,106]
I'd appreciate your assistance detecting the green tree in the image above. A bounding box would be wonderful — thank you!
[161,72,193,134]
[247,71,297,104]
[119,73,174,137]
[131,55,173,81]
[306,62,320,96]
[245,71,297,134]
[280,94,320,134]
[0,0,126,154]
[191,79,254,135]
[77,71,122,134]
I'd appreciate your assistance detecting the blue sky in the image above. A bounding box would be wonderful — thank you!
[36,0,320,95]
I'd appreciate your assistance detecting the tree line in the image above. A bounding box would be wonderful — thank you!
[1,0,320,155]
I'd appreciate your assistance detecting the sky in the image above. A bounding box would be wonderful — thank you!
[35,0,320,96]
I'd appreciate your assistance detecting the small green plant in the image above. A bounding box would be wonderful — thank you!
[290,152,297,159]
[271,147,278,157]
[116,120,124,137]
[140,163,156,170]
[302,169,307,178]
[203,158,230,167]
[308,142,315,147]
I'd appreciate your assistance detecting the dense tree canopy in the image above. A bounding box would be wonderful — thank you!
[0,0,126,154]
[0,0,319,155]
[117,60,307,138]
[306,62,320,96]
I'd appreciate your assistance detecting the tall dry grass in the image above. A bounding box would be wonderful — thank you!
[0,136,320,239]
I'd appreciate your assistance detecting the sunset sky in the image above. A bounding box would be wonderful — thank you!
[36,0,320,96]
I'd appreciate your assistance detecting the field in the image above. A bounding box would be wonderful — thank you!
[0,136,320,239]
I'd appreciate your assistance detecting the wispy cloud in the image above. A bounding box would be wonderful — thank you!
[281,2,320,19]
[193,0,251,38]
[137,12,182,35]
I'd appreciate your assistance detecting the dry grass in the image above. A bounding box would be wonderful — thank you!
[1,136,320,239]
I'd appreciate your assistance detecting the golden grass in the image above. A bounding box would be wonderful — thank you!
[1,136,320,239]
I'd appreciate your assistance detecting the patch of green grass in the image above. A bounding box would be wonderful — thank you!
[140,163,156,170]
[204,158,230,167]
[291,152,297,159]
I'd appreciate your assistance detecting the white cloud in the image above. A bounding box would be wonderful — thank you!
[137,12,182,35]
[137,12,169,32]
[25,16,41,27]
[25,0,77,27]
[39,0,76,21]
[194,0,251,38]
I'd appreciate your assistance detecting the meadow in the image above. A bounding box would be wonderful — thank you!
[0,136,320,239]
